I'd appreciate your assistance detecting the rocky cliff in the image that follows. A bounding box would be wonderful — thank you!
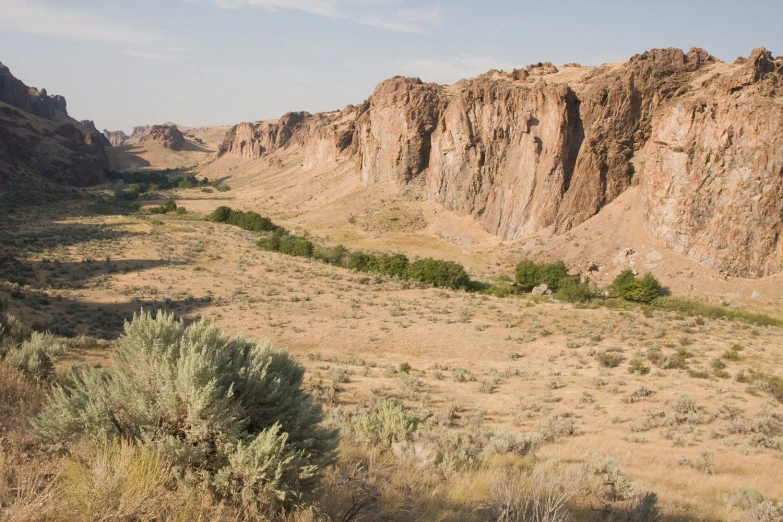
[103,129,129,147]
[142,124,185,151]
[219,47,783,277]
[0,61,109,190]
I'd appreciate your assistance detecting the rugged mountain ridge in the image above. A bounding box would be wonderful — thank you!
[0,61,109,190]
[218,47,783,278]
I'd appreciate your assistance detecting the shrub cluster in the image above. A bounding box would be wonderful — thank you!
[33,311,337,511]
[514,259,592,302]
[348,252,469,289]
[611,269,662,303]
[208,206,277,233]
[1,303,63,380]
[208,207,472,290]
[146,199,178,215]
[257,229,314,258]
[514,259,569,291]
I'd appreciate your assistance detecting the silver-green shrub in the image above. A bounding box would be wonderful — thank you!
[33,310,337,511]
[5,331,64,379]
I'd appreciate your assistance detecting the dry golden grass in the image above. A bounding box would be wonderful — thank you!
[1,169,783,520]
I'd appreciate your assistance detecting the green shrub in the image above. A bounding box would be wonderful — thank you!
[33,311,337,510]
[554,276,593,303]
[514,259,570,292]
[207,206,232,223]
[514,259,539,291]
[612,270,662,303]
[405,258,470,290]
[208,206,276,233]
[4,331,65,379]
[347,252,375,272]
[367,253,409,278]
[313,244,347,266]
[257,231,283,252]
[595,351,625,368]
[352,399,416,446]
[278,235,314,258]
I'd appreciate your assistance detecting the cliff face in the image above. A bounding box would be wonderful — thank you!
[357,77,442,184]
[642,48,783,277]
[142,124,185,151]
[0,62,109,189]
[103,129,129,147]
[426,80,581,238]
[218,47,783,277]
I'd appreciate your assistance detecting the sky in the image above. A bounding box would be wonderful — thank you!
[1,0,781,133]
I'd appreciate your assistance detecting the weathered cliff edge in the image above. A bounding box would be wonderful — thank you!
[218,48,783,277]
[0,61,109,187]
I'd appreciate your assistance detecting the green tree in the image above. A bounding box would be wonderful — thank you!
[514,259,539,291]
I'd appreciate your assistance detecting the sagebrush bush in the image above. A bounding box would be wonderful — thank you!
[353,399,416,446]
[4,331,64,379]
[33,310,337,510]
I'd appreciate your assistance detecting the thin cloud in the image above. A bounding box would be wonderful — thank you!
[123,51,176,61]
[208,0,442,33]
[0,0,158,44]
[406,55,518,84]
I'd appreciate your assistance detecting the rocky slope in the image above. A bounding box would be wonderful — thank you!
[0,61,109,191]
[218,47,783,278]
[103,129,129,147]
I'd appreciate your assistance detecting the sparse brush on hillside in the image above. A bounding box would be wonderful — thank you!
[33,310,337,513]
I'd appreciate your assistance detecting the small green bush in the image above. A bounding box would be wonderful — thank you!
[33,311,337,510]
[347,252,375,272]
[367,253,409,278]
[4,331,65,379]
[313,244,347,266]
[405,258,470,290]
[514,259,570,292]
[554,277,594,303]
[208,206,276,233]
[352,399,416,446]
[611,270,662,303]
[278,235,314,258]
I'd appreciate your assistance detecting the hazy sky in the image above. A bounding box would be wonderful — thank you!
[1,0,780,132]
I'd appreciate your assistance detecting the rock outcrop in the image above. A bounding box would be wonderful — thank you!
[219,47,783,277]
[103,129,129,147]
[642,48,783,277]
[142,124,185,151]
[218,112,311,158]
[0,61,109,191]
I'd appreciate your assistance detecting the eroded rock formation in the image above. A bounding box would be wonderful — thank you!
[219,47,783,277]
[103,129,129,147]
[0,61,109,190]
[142,124,186,151]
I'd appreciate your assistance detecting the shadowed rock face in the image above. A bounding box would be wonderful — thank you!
[0,62,109,188]
[142,125,186,151]
[103,129,129,147]
[218,47,783,277]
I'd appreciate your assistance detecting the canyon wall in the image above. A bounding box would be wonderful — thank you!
[218,47,783,277]
[0,61,109,188]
